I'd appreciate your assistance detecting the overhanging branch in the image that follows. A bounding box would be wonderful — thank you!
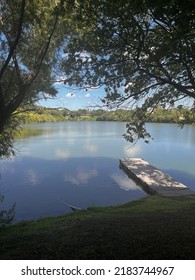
[27,11,59,87]
[0,0,26,81]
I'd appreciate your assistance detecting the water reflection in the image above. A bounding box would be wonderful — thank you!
[15,128,44,139]
[111,173,142,191]
[146,123,195,145]
[25,169,39,186]
[84,139,98,154]
[123,144,142,156]
[64,168,98,186]
[0,121,195,222]
[0,176,16,226]
[55,149,71,160]
[0,157,145,222]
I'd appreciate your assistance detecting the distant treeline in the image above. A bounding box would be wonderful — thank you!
[19,105,195,124]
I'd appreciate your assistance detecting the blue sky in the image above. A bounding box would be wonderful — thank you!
[37,84,106,110]
[37,83,193,110]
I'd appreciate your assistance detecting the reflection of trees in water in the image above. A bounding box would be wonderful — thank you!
[0,196,15,227]
[0,174,15,226]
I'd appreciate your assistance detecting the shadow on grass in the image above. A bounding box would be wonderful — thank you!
[0,195,195,260]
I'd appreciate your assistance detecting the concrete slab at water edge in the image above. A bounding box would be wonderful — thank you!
[120,158,195,196]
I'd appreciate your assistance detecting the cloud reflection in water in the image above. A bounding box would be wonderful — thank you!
[84,140,98,154]
[64,168,98,186]
[111,173,143,191]
[123,144,142,157]
[55,149,71,160]
[25,169,38,186]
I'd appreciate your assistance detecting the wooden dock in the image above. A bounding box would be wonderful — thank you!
[120,158,195,196]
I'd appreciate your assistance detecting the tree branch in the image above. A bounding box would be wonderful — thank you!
[0,0,26,80]
[4,68,15,101]
[0,84,5,113]
[27,11,59,87]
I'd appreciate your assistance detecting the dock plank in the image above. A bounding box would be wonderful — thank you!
[120,158,195,196]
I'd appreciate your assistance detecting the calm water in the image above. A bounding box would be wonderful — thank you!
[0,121,195,222]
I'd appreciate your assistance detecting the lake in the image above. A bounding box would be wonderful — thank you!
[0,121,195,222]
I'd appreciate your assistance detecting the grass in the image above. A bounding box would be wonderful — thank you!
[0,195,195,260]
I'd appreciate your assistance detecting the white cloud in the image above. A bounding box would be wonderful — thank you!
[66,93,76,98]
[76,51,92,62]
[84,86,100,91]
[85,93,91,98]
[42,93,53,98]
[54,75,67,85]
[64,168,98,186]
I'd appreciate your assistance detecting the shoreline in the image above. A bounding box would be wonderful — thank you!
[0,195,195,259]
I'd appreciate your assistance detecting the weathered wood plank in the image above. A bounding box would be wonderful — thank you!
[120,158,195,196]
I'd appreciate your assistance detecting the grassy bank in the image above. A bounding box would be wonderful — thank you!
[0,195,195,260]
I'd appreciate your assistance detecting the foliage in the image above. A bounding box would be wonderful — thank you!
[1,0,194,157]
[95,109,133,121]
[0,116,21,157]
[0,195,15,227]
[0,0,69,157]
[19,109,67,124]
[61,0,195,143]
[15,105,195,125]
[148,105,195,124]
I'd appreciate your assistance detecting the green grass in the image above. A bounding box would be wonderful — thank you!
[0,195,195,260]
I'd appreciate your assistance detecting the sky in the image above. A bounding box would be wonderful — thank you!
[37,82,193,111]
[37,83,106,110]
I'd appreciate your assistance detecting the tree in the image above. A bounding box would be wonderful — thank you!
[0,0,67,157]
[61,0,195,142]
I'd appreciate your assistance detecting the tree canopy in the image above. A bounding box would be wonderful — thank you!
[61,0,195,142]
[0,0,68,156]
[0,0,195,157]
